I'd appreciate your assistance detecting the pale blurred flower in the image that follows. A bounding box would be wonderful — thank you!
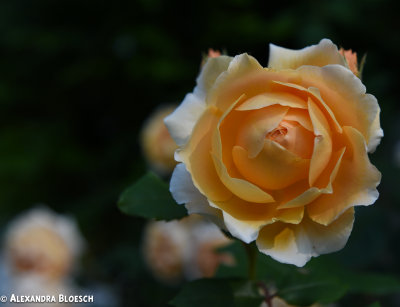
[260,297,296,307]
[260,296,326,307]
[3,207,84,282]
[185,221,234,279]
[142,219,190,284]
[5,275,74,307]
[140,105,178,176]
[142,215,233,283]
[258,283,328,307]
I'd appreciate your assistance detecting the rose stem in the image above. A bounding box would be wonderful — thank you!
[243,242,257,280]
[257,281,274,307]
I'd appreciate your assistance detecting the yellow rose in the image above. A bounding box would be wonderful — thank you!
[165,39,382,267]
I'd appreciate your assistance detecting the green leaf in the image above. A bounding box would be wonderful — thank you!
[216,241,248,278]
[343,272,400,295]
[367,302,381,307]
[277,279,349,306]
[118,172,187,220]
[169,279,235,307]
[215,241,348,305]
[212,240,400,306]
[231,280,264,307]
[256,254,348,305]
[215,242,340,305]
[305,257,400,296]
[255,251,294,286]
[170,278,264,307]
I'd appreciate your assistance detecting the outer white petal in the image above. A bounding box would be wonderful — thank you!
[368,103,384,153]
[256,223,313,267]
[164,93,206,147]
[257,209,354,267]
[268,38,346,70]
[170,163,203,205]
[221,211,266,244]
[302,208,354,255]
[165,55,233,147]
[170,163,223,225]
[194,55,233,99]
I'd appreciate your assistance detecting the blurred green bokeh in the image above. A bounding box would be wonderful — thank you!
[0,0,399,306]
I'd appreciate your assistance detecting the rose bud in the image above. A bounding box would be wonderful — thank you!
[140,105,179,176]
[142,215,234,283]
[3,207,84,281]
[142,219,190,284]
[339,48,360,77]
[184,221,234,280]
[201,49,222,67]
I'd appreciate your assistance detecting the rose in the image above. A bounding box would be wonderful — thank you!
[140,105,178,176]
[142,215,233,283]
[165,39,382,267]
[187,219,234,279]
[4,207,84,280]
[339,48,359,76]
[142,219,189,284]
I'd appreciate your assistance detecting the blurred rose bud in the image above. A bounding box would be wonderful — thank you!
[208,49,221,58]
[142,219,190,284]
[142,215,233,284]
[339,48,359,77]
[140,105,178,176]
[259,287,323,307]
[201,48,221,67]
[260,296,295,307]
[3,207,84,282]
[184,221,234,279]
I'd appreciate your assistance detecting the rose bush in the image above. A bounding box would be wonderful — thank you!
[165,39,382,266]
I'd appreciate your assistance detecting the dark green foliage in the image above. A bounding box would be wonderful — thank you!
[170,279,236,307]
[215,241,400,306]
[118,172,187,220]
[170,279,264,307]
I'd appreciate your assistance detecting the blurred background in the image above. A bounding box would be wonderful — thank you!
[0,0,399,306]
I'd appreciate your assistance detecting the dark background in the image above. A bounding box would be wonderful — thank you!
[0,0,399,306]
